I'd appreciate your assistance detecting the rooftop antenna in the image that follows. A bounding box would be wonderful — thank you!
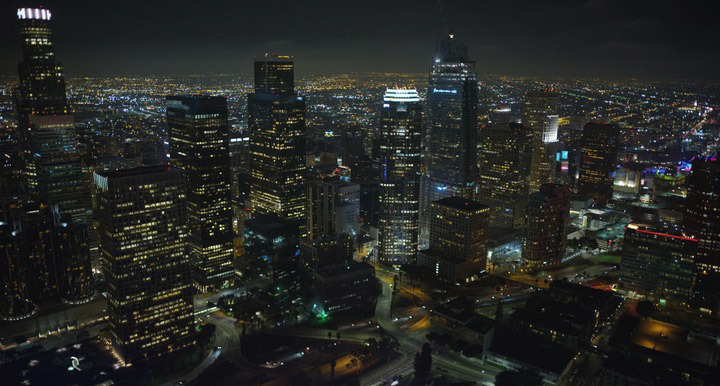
[437,0,449,35]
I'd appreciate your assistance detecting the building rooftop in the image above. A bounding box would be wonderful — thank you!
[94,164,176,180]
[434,196,489,212]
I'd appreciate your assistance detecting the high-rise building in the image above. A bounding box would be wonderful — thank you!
[523,90,559,192]
[14,6,69,142]
[420,33,478,248]
[377,89,422,264]
[578,122,619,205]
[476,122,533,230]
[27,115,90,226]
[417,196,489,283]
[684,156,720,315]
[301,233,353,270]
[243,214,301,300]
[0,205,93,319]
[167,95,234,292]
[306,177,337,241]
[248,56,306,225]
[620,224,695,302]
[522,184,570,268]
[254,54,294,95]
[95,166,194,363]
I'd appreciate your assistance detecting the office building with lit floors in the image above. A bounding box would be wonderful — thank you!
[243,215,301,301]
[420,33,478,248]
[523,90,559,192]
[522,184,571,269]
[167,95,234,292]
[578,122,619,205]
[377,89,422,264]
[684,156,720,315]
[14,6,70,145]
[620,224,696,303]
[417,196,489,283]
[94,166,194,363]
[248,55,306,226]
[476,122,533,231]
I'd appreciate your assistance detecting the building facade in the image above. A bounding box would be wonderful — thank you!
[420,33,478,248]
[417,196,489,283]
[377,89,422,264]
[684,156,720,315]
[167,95,234,292]
[578,122,619,205]
[522,184,571,268]
[248,56,306,225]
[476,122,533,230]
[95,166,195,363]
[523,90,559,193]
[620,224,696,302]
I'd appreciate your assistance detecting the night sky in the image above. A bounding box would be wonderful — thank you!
[1,0,719,79]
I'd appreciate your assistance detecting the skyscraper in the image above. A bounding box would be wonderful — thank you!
[377,89,422,264]
[14,6,69,142]
[522,184,570,268]
[417,196,489,283]
[524,90,559,192]
[476,122,533,230]
[254,54,295,95]
[684,156,720,315]
[95,166,194,363]
[621,224,695,302]
[420,33,478,248]
[577,122,619,205]
[248,55,306,225]
[243,214,301,301]
[167,95,234,292]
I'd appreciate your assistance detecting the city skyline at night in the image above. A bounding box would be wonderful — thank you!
[2,2,720,386]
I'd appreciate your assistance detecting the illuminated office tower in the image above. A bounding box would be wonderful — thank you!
[522,184,570,268]
[254,54,295,95]
[476,122,533,230]
[684,156,720,315]
[14,6,69,142]
[377,89,422,264]
[523,90,559,192]
[417,197,489,283]
[621,224,695,302]
[54,215,93,303]
[167,95,234,292]
[248,56,306,225]
[95,166,194,363]
[420,33,478,248]
[577,122,619,205]
[0,221,35,320]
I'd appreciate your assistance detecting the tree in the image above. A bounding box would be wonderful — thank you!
[336,332,341,342]
[495,368,543,386]
[637,300,655,319]
[328,331,333,340]
[413,343,432,380]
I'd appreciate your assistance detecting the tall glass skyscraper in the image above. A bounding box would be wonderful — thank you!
[167,95,234,292]
[254,54,295,95]
[420,33,478,248]
[248,55,306,225]
[95,166,195,363]
[14,5,93,260]
[524,90,560,193]
[14,6,69,141]
[378,89,422,264]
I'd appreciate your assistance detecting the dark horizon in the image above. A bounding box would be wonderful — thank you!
[1,0,719,80]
